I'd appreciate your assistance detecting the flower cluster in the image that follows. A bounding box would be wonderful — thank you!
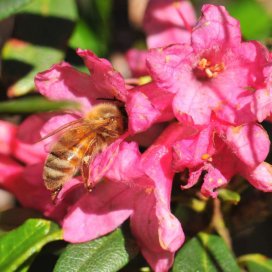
[1,1,272,272]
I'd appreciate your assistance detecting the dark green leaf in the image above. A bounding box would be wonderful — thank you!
[0,0,33,20]
[173,232,240,272]
[54,228,139,272]
[0,97,80,113]
[0,219,62,272]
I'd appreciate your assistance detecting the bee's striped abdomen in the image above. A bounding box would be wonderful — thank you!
[43,138,89,193]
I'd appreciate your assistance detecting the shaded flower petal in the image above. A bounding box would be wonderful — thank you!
[126,49,149,77]
[226,124,270,168]
[127,82,174,133]
[130,191,184,272]
[0,121,17,155]
[63,181,135,242]
[105,141,142,182]
[88,135,127,186]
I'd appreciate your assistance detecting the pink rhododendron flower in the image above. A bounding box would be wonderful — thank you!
[156,120,272,197]
[12,48,183,272]
[146,4,271,126]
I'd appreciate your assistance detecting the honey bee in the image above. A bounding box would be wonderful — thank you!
[42,103,125,201]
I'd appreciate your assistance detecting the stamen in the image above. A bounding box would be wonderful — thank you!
[197,58,225,79]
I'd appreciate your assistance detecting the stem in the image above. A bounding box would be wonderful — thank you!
[209,198,232,249]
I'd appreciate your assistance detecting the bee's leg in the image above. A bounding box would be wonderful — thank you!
[51,186,62,204]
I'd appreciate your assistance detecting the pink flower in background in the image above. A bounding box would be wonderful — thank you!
[126,0,196,77]
[0,120,52,211]
[146,4,271,126]
[143,0,196,48]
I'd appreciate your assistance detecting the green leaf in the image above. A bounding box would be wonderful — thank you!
[0,218,62,272]
[173,232,240,272]
[54,228,139,272]
[0,0,33,20]
[69,20,101,53]
[227,0,271,40]
[218,189,240,204]
[0,97,80,113]
[19,0,77,20]
[2,39,64,97]
[239,254,272,272]
[71,0,112,56]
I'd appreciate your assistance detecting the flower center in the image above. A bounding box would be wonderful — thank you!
[195,58,225,80]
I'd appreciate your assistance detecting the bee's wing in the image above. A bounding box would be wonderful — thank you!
[42,120,93,153]
[38,118,86,143]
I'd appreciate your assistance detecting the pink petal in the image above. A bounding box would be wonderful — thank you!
[17,113,52,143]
[0,121,17,155]
[127,82,174,133]
[35,62,94,113]
[192,5,241,53]
[172,125,215,170]
[105,141,142,182]
[129,123,167,148]
[226,124,270,168]
[130,189,184,272]
[141,145,174,202]
[127,88,160,133]
[0,155,23,185]
[181,167,203,190]
[77,49,128,102]
[242,162,272,192]
[14,141,47,165]
[173,82,215,126]
[39,113,78,138]
[201,164,228,198]
[146,44,194,94]
[88,135,128,186]
[126,49,149,77]
[251,64,272,122]
[154,122,198,148]
[17,113,78,163]
[46,178,85,222]
[251,87,272,122]
[212,139,238,179]
[0,159,53,213]
[63,181,135,242]
[144,0,196,48]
